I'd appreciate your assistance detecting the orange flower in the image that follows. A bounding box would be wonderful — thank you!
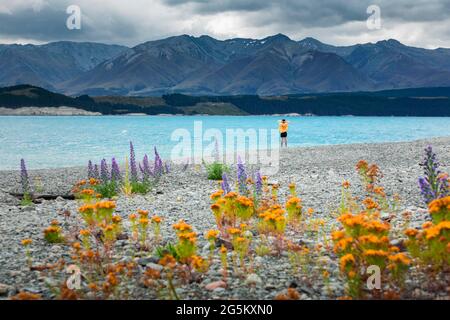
[21,239,32,246]
[139,218,149,226]
[10,292,42,300]
[227,227,241,236]
[388,253,411,265]
[205,229,220,240]
[112,216,122,224]
[356,160,368,171]
[129,213,137,220]
[224,191,238,199]
[137,209,149,217]
[342,180,351,189]
[363,197,379,210]
[173,220,192,232]
[422,221,433,229]
[178,231,197,243]
[96,201,116,210]
[211,203,221,214]
[79,229,91,236]
[219,245,227,254]
[428,196,450,214]
[334,237,353,253]
[363,249,389,258]
[331,230,345,241]
[152,215,162,224]
[210,190,224,200]
[79,204,96,213]
[339,253,355,272]
[404,228,419,238]
[159,254,176,268]
[80,189,94,196]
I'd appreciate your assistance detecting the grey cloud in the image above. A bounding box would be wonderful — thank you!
[0,2,137,44]
[0,0,449,48]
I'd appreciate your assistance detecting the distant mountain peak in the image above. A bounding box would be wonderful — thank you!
[376,39,404,47]
[263,33,291,42]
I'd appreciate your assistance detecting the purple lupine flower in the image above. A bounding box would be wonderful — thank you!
[93,164,100,180]
[221,172,231,194]
[418,145,449,204]
[111,158,122,182]
[142,154,153,179]
[164,162,171,174]
[100,159,110,183]
[129,141,138,182]
[255,171,263,196]
[20,159,30,194]
[87,160,94,179]
[154,147,163,177]
[237,156,247,194]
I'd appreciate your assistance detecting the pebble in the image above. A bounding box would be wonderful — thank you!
[0,283,13,296]
[205,280,227,291]
[245,274,262,286]
[145,263,163,272]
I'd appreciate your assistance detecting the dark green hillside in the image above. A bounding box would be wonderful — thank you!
[1,84,450,116]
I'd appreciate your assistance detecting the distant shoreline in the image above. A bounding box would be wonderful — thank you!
[2,85,450,116]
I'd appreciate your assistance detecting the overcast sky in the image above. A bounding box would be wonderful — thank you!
[0,0,449,48]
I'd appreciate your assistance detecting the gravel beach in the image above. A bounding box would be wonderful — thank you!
[1,137,449,300]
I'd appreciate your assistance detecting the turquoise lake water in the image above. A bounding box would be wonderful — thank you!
[1,115,450,170]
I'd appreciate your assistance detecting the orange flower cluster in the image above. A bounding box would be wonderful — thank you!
[43,223,64,244]
[285,197,302,221]
[173,220,193,233]
[404,197,450,268]
[428,196,450,223]
[72,178,101,198]
[78,201,117,225]
[205,229,220,241]
[334,205,409,297]
[362,197,379,210]
[21,239,32,246]
[258,204,286,234]
[173,220,197,262]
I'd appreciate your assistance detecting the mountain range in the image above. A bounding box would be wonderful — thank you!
[1,34,450,96]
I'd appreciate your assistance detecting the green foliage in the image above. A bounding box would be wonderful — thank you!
[20,193,33,206]
[155,242,179,260]
[207,162,228,180]
[131,181,152,195]
[94,182,118,199]
[205,162,229,180]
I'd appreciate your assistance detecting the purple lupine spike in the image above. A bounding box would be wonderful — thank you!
[111,158,121,182]
[237,156,247,194]
[418,145,449,204]
[87,160,94,179]
[20,159,30,194]
[164,162,170,174]
[100,159,110,183]
[154,147,163,177]
[418,177,434,204]
[130,141,138,182]
[221,172,231,194]
[142,154,153,178]
[93,164,100,180]
[255,171,263,196]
